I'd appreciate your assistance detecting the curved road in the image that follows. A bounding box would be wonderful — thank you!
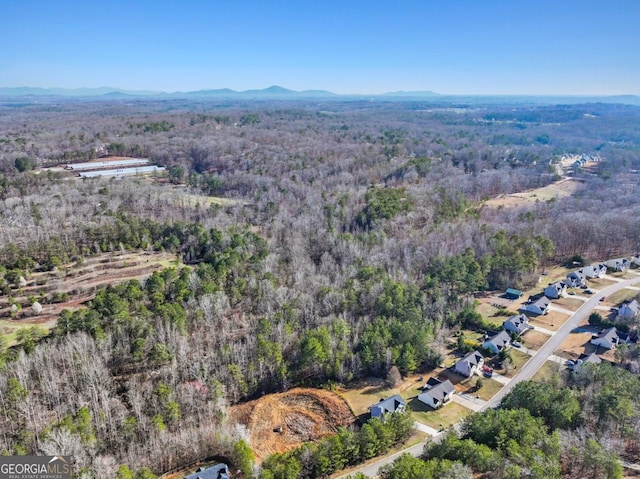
[337,274,640,478]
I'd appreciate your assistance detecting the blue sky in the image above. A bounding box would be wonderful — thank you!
[1,0,638,94]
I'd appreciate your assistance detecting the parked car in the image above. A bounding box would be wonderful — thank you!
[482,365,494,378]
[580,285,588,289]
[512,341,522,348]
[599,297,605,302]
[585,289,593,294]
[568,291,576,295]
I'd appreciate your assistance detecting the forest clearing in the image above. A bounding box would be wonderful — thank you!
[0,251,176,345]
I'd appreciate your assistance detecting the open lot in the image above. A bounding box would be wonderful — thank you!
[482,178,583,209]
[603,288,638,306]
[528,310,570,331]
[552,296,585,311]
[522,329,551,349]
[531,360,563,382]
[555,331,596,360]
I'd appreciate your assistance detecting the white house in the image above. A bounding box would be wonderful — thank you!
[418,378,455,409]
[519,296,550,316]
[502,313,529,335]
[583,264,607,279]
[369,395,406,419]
[604,258,631,272]
[618,300,640,321]
[569,352,602,371]
[632,255,640,267]
[590,327,630,350]
[482,330,511,354]
[566,270,586,288]
[544,281,566,299]
[453,350,484,378]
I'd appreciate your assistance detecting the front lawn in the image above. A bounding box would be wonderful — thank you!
[408,397,472,430]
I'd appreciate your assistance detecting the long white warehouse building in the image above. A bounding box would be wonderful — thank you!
[66,158,150,171]
[79,166,165,178]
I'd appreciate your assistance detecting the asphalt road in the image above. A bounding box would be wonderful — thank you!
[337,274,640,479]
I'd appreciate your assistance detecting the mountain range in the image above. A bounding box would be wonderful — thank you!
[0,86,638,105]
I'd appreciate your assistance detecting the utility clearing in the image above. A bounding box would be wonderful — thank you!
[229,388,355,461]
[483,177,583,208]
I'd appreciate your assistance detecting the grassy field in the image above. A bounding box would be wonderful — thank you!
[500,349,531,378]
[555,332,595,359]
[604,288,639,306]
[528,311,570,331]
[553,296,586,311]
[522,330,551,349]
[407,397,472,430]
[468,377,503,401]
[483,178,583,209]
[532,360,563,382]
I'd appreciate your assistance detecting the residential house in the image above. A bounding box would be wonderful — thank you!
[569,352,602,371]
[369,395,406,419]
[632,255,640,267]
[604,258,631,272]
[590,327,630,350]
[482,330,511,354]
[185,464,229,479]
[519,296,550,316]
[583,264,607,279]
[454,350,484,378]
[617,299,640,321]
[565,270,586,288]
[503,313,530,335]
[544,281,566,299]
[418,378,455,409]
[504,288,523,300]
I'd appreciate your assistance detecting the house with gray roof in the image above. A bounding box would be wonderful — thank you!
[604,258,631,272]
[453,350,484,378]
[632,255,640,267]
[185,464,229,479]
[590,327,630,350]
[369,395,406,419]
[482,330,511,354]
[418,378,455,409]
[583,264,607,279]
[569,352,602,371]
[566,270,586,288]
[502,313,530,335]
[617,299,640,321]
[544,281,566,299]
[519,296,550,316]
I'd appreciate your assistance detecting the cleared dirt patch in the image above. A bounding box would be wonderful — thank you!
[483,178,583,209]
[229,388,355,461]
[552,297,585,311]
[528,311,570,331]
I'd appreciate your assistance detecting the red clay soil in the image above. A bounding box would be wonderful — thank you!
[228,388,356,461]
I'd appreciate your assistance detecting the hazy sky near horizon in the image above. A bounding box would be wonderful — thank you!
[2,0,638,95]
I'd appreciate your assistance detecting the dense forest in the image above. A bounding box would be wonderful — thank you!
[0,98,639,478]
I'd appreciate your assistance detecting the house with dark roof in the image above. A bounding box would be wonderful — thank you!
[453,350,484,378]
[544,281,566,299]
[369,395,406,419]
[569,352,602,371]
[502,313,529,335]
[617,299,640,321]
[604,258,631,272]
[418,378,455,409]
[519,296,550,316]
[590,327,630,350]
[566,270,586,288]
[185,464,229,479]
[482,330,511,354]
